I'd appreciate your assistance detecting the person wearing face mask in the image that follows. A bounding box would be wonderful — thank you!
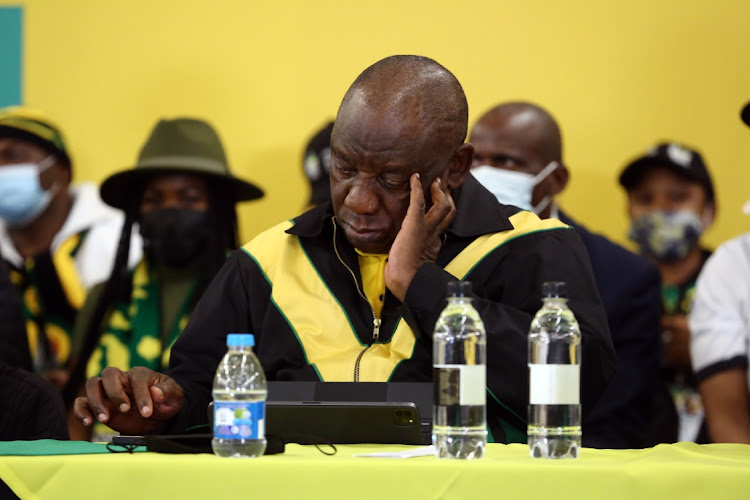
[0,107,141,393]
[620,141,717,444]
[68,118,263,439]
[469,102,663,449]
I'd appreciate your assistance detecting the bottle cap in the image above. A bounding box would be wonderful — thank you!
[446,281,472,297]
[542,281,568,299]
[227,333,255,347]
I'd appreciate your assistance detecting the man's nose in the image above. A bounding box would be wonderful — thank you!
[161,195,187,209]
[344,179,379,215]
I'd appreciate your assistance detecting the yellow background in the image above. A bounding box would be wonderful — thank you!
[3,0,750,249]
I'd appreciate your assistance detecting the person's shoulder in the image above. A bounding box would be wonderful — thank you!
[712,231,750,259]
[700,231,750,280]
[505,208,570,235]
[241,219,297,257]
[565,213,656,269]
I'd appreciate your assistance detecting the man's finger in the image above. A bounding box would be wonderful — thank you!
[406,173,426,218]
[129,368,156,418]
[425,177,455,231]
[100,367,133,416]
[73,397,95,427]
[85,375,117,423]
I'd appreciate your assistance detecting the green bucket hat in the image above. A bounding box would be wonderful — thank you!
[100,117,263,210]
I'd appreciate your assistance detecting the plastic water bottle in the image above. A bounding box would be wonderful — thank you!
[212,333,267,458]
[528,282,581,459]
[432,281,487,459]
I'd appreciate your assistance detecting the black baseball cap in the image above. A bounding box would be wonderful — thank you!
[303,121,334,207]
[741,101,750,127]
[619,142,715,202]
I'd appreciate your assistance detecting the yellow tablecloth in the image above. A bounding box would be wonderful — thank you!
[1,442,750,500]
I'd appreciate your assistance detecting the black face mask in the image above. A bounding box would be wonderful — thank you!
[139,208,211,268]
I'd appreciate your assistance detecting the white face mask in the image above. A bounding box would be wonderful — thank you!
[471,161,559,214]
[0,156,59,227]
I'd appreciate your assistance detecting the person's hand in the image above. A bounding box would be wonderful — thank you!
[73,366,184,435]
[661,314,692,370]
[385,173,455,302]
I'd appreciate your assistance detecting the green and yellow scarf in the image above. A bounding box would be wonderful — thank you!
[9,232,88,371]
[86,260,197,378]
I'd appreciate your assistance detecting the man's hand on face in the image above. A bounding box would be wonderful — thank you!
[73,366,184,436]
[385,173,455,302]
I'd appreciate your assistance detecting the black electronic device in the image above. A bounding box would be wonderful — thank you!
[266,381,433,445]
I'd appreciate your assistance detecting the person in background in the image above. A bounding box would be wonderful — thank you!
[469,102,662,448]
[0,107,141,394]
[689,101,750,444]
[619,141,717,443]
[73,55,615,443]
[0,246,30,370]
[302,121,334,208]
[0,239,67,437]
[70,118,263,439]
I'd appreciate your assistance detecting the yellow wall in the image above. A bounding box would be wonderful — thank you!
[4,0,750,248]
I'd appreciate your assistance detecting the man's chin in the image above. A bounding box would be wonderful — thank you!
[343,228,392,255]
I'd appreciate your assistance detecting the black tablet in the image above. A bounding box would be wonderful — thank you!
[266,400,428,445]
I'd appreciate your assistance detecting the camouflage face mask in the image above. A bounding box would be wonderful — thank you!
[628,210,704,261]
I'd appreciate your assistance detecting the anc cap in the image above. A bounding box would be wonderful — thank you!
[0,106,71,167]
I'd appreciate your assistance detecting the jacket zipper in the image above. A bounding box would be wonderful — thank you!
[332,217,382,381]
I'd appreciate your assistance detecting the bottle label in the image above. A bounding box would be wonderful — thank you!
[528,364,580,405]
[213,401,265,440]
[433,364,486,406]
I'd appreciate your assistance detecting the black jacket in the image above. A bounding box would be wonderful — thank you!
[560,211,662,448]
[168,176,616,442]
[0,248,31,371]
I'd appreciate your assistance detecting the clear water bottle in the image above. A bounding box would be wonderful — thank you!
[528,282,581,459]
[212,333,267,458]
[432,281,487,459]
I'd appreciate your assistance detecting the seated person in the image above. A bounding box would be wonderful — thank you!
[688,102,750,444]
[0,107,141,392]
[73,55,616,443]
[71,118,263,438]
[0,363,68,440]
[469,102,662,448]
[0,247,30,370]
[302,120,334,208]
[619,142,717,443]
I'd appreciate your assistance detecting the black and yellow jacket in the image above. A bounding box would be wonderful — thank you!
[168,176,616,442]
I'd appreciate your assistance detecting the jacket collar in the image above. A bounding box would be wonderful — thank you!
[286,173,514,240]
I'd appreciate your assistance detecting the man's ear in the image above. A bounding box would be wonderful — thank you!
[443,143,475,190]
[548,161,570,196]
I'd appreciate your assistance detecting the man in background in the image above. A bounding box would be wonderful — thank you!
[302,121,334,208]
[620,141,716,443]
[0,107,141,393]
[470,101,662,448]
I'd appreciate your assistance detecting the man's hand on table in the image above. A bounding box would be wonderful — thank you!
[73,366,184,435]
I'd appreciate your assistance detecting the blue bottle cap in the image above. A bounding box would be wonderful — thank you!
[226,333,255,347]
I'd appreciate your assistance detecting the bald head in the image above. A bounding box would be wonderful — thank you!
[337,55,469,153]
[472,102,562,164]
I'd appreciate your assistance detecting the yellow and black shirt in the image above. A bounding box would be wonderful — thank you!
[166,176,616,443]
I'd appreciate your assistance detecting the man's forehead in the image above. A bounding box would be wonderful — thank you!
[0,136,46,154]
[334,102,424,147]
